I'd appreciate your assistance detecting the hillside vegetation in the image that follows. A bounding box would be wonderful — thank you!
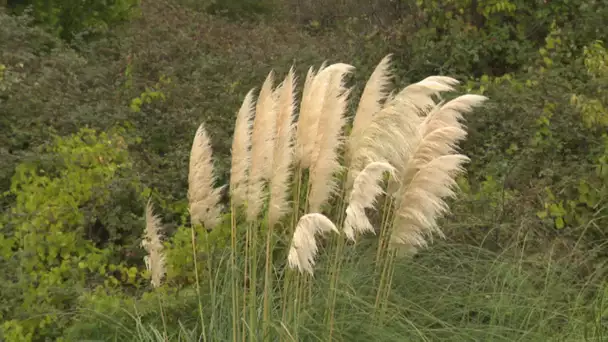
[1,0,607,341]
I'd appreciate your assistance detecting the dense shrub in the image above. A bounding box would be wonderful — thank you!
[6,0,139,41]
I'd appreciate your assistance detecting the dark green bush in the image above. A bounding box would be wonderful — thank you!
[7,0,139,41]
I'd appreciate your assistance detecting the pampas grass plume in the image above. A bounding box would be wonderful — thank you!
[392,154,469,249]
[247,71,277,221]
[188,123,224,229]
[288,213,339,276]
[142,199,166,288]
[348,55,393,161]
[307,64,354,212]
[230,89,256,207]
[295,63,353,169]
[269,68,297,227]
[344,161,396,241]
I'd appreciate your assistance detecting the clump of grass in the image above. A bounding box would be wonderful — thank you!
[139,55,494,341]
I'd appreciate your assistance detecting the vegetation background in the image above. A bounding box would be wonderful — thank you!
[0,0,607,340]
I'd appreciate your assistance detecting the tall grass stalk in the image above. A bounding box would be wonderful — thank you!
[262,219,274,340]
[156,293,168,341]
[190,226,208,342]
[230,202,240,342]
[241,223,251,341]
[374,194,395,275]
[325,233,346,340]
[247,222,259,341]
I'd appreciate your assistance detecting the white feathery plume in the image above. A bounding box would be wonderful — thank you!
[230,89,256,207]
[420,94,488,137]
[246,71,277,222]
[346,76,459,189]
[390,76,458,115]
[343,161,396,241]
[389,94,487,252]
[391,154,469,249]
[348,54,394,162]
[294,66,320,168]
[188,123,224,229]
[400,95,488,192]
[142,199,166,288]
[288,213,339,276]
[295,63,354,169]
[308,64,355,212]
[269,68,297,226]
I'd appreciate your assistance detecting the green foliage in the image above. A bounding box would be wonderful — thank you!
[130,75,171,113]
[0,127,149,340]
[164,221,231,286]
[8,0,140,41]
[62,241,607,341]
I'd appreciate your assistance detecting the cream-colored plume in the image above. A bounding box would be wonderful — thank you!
[142,199,166,288]
[420,94,488,137]
[347,99,422,189]
[308,64,354,212]
[294,63,354,169]
[346,76,459,189]
[348,55,393,162]
[400,95,488,192]
[268,68,297,227]
[343,161,396,241]
[246,71,277,222]
[288,213,339,276]
[230,89,256,207]
[188,123,224,229]
[294,66,320,169]
[389,76,458,115]
[391,154,469,248]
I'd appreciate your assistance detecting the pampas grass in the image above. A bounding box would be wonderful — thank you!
[230,89,256,208]
[344,161,396,242]
[188,123,224,229]
[246,71,277,222]
[307,64,354,213]
[348,54,393,164]
[142,199,166,288]
[268,68,297,227]
[142,199,168,340]
[288,213,340,275]
[147,54,488,341]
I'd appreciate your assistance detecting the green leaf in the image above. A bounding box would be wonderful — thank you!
[554,217,565,229]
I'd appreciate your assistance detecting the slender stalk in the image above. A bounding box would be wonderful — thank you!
[293,273,304,341]
[373,193,396,319]
[375,194,394,275]
[281,267,295,338]
[191,226,208,342]
[242,223,250,342]
[326,234,346,341]
[230,202,240,342]
[282,166,303,324]
[248,221,259,342]
[262,220,275,341]
[375,247,397,323]
[374,204,397,316]
[206,232,216,338]
[381,248,398,311]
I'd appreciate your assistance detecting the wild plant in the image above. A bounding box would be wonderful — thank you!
[141,54,487,341]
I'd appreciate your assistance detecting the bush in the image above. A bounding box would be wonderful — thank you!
[6,0,140,41]
[0,126,151,340]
